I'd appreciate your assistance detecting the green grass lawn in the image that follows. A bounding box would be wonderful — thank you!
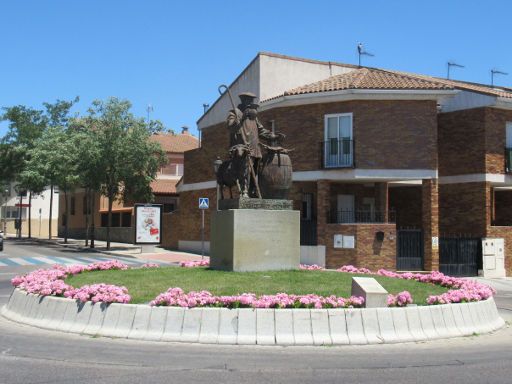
[65,267,449,305]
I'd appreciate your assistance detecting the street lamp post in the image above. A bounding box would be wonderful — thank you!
[213,157,223,210]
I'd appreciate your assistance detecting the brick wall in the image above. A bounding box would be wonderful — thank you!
[260,100,437,171]
[493,190,512,226]
[438,108,487,177]
[186,100,438,187]
[438,107,512,177]
[161,188,217,248]
[183,123,228,184]
[323,223,397,270]
[485,226,512,276]
[389,186,422,228]
[485,108,512,174]
[438,182,489,235]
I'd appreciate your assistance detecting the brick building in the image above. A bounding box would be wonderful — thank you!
[58,129,198,243]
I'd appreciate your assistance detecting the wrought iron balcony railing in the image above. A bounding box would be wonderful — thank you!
[322,139,353,168]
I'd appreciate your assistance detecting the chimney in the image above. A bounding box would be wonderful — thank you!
[181,126,189,135]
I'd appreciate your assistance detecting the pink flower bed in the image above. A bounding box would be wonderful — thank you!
[150,287,364,309]
[180,260,210,268]
[387,291,413,307]
[140,263,160,269]
[337,265,496,305]
[11,261,131,304]
[299,264,324,271]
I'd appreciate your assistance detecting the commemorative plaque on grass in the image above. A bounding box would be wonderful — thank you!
[210,87,300,272]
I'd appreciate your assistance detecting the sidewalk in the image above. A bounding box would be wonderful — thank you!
[8,234,207,264]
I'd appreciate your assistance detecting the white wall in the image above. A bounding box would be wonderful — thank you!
[441,90,496,112]
[197,53,356,130]
[1,183,59,220]
[259,54,354,101]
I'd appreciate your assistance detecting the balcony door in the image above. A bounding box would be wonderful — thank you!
[337,194,355,223]
[324,113,353,168]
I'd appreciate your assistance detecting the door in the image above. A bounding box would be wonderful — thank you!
[300,193,317,245]
[439,237,481,276]
[337,194,354,223]
[397,229,424,271]
[361,197,375,223]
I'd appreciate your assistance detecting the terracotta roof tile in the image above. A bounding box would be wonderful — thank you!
[281,68,454,98]
[387,69,512,99]
[150,133,199,153]
[150,179,178,195]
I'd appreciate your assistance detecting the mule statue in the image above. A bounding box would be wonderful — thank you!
[216,144,250,199]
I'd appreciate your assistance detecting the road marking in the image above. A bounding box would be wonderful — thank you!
[7,258,35,266]
[0,261,7,267]
[31,256,59,265]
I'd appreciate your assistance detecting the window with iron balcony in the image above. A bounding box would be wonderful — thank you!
[323,113,353,168]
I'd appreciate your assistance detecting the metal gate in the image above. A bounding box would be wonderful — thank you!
[439,237,481,276]
[300,220,317,246]
[397,229,424,271]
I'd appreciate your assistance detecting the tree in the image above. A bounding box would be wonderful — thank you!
[0,99,77,238]
[25,127,81,243]
[87,98,166,249]
[69,117,102,248]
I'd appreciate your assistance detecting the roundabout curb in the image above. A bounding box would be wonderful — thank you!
[1,288,505,346]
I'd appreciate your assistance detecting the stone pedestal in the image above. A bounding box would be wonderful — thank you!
[210,208,300,272]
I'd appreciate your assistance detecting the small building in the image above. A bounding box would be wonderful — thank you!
[58,129,198,242]
[1,183,59,238]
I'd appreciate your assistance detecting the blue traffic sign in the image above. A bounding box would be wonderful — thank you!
[198,197,209,209]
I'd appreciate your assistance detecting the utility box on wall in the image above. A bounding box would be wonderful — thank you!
[481,238,506,278]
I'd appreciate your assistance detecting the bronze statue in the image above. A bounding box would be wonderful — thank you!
[216,85,293,200]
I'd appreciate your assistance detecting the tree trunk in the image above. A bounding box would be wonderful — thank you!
[48,184,53,239]
[18,194,23,238]
[64,190,69,244]
[90,192,95,248]
[28,191,32,239]
[85,189,89,247]
[107,195,113,250]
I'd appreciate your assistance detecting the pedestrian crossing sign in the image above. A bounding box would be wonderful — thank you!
[198,197,209,209]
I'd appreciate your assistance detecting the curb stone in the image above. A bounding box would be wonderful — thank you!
[1,289,506,346]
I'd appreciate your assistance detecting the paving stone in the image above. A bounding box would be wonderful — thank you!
[256,309,275,345]
[293,309,314,345]
[143,306,167,341]
[345,308,366,345]
[237,309,256,345]
[161,306,185,342]
[217,308,238,344]
[180,308,202,343]
[376,307,397,343]
[274,309,294,345]
[128,305,152,339]
[198,308,220,344]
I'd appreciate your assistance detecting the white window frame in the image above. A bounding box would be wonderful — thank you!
[324,113,353,168]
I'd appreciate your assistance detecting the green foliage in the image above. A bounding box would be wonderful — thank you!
[86,97,166,203]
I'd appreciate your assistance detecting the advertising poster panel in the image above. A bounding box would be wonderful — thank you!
[134,204,162,244]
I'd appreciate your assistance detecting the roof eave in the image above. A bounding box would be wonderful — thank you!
[260,89,459,111]
[494,97,512,110]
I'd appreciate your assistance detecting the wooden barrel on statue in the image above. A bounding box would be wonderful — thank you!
[259,147,293,200]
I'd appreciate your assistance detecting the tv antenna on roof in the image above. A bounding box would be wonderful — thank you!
[357,43,374,67]
[447,61,464,80]
[491,69,508,87]
[146,104,154,123]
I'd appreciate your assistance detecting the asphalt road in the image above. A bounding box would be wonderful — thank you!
[0,239,511,384]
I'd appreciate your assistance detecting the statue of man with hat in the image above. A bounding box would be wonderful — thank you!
[226,92,274,197]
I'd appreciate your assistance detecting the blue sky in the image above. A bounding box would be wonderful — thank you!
[1,0,511,137]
